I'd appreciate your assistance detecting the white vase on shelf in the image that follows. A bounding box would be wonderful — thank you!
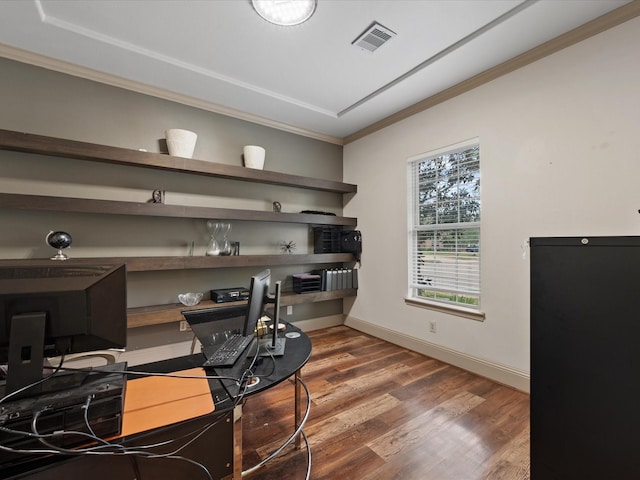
[166,129,197,158]
[243,145,265,169]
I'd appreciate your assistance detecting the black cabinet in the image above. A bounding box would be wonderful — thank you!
[530,236,640,479]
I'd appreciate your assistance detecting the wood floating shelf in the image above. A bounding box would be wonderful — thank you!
[127,289,358,328]
[280,289,358,306]
[0,129,360,329]
[0,192,357,226]
[0,254,356,273]
[0,129,357,194]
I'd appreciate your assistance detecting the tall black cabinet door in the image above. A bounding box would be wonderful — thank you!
[530,236,640,480]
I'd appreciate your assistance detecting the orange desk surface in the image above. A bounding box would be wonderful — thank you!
[120,367,215,437]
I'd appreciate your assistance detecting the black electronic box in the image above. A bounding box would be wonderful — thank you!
[210,287,250,303]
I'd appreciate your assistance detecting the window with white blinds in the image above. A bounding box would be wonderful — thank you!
[407,140,480,309]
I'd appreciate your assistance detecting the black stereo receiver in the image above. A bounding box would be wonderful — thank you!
[210,287,250,303]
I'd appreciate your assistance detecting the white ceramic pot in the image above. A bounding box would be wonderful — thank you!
[243,145,266,169]
[166,129,197,158]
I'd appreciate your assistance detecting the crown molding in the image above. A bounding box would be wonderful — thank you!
[3,0,638,148]
[0,43,345,146]
[344,0,640,144]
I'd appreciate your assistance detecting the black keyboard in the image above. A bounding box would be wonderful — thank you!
[202,334,253,368]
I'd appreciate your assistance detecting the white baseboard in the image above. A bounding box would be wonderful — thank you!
[344,315,530,393]
[294,314,345,332]
[117,314,530,393]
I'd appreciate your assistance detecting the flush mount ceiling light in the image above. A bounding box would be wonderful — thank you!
[252,0,317,26]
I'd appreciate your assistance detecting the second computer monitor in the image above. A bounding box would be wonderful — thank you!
[245,268,271,336]
[245,269,285,356]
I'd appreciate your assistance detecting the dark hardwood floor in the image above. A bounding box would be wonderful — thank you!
[242,326,530,480]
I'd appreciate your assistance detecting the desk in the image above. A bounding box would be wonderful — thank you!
[141,322,312,478]
[3,368,233,480]
[3,323,311,479]
[212,322,312,478]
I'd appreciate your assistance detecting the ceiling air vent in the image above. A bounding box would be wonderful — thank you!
[352,22,396,53]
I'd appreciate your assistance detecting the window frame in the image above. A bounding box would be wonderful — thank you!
[406,138,485,321]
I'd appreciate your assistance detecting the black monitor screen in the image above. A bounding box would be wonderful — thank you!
[182,304,246,349]
[246,269,285,356]
[0,263,127,397]
[245,269,271,336]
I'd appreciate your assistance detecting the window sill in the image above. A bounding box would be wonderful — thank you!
[404,297,486,322]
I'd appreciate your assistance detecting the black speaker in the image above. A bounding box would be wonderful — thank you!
[340,230,362,263]
[313,227,340,253]
[312,227,362,262]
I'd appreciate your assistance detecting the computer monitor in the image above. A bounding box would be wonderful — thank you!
[0,263,127,398]
[245,268,271,337]
[245,269,285,356]
[182,304,246,350]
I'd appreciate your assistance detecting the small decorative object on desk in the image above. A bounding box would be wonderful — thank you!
[255,318,269,337]
[46,230,72,260]
[165,129,197,158]
[273,201,282,212]
[280,240,296,254]
[178,292,203,306]
[243,145,265,169]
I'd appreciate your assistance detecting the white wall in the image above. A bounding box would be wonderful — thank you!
[343,17,640,390]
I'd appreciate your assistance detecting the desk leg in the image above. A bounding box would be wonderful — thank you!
[233,404,243,479]
[294,368,302,450]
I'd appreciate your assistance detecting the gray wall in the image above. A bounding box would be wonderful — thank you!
[0,57,344,351]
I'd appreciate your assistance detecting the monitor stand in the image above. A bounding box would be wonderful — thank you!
[6,312,46,397]
[3,312,95,399]
[246,336,286,357]
[258,336,286,357]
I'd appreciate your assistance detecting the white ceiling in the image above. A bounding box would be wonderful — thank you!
[0,0,632,143]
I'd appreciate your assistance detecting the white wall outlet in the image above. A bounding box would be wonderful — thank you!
[179,320,191,332]
[286,305,293,316]
[429,321,437,333]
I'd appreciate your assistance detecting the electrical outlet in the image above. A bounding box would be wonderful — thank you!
[286,305,293,316]
[179,320,191,332]
[429,321,437,333]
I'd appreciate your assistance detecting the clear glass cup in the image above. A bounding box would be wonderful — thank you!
[220,223,232,256]
[205,220,221,256]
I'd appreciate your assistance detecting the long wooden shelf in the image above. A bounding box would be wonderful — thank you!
[127,289,358,328]
[0,129,359,329]
[0,129,357,194]
[0,192,357,226]
[0,254,355,273]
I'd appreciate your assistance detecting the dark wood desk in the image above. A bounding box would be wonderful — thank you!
[3,367,233,480]
[3,323,311,480]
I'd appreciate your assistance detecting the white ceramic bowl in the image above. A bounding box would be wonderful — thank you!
[178,292,203,306]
